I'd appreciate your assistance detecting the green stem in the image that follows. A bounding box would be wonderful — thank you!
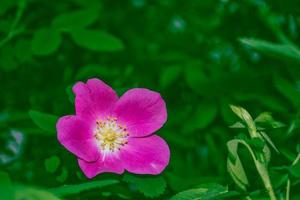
[286,179,290,200]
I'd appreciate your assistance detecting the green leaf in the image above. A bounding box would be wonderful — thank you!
[288,155,300,178]
[71,30,124,52]
[229,122,245,129]
[186,101,218,132]
[52,9,99,32]
[66,85,75,104]
[227,139,250,191]
[159,66,182,88]
[0,171,14,200]
[31,28,61,56]
[49,180,119,196]
[230,105,256,132]
[273,75,300,108]
[28,110,58,134]
[259,131,279,154]
[15,187,62,200]
[123,174,167,198]
[56,167,68,183]
[44,156,60,173]
[170,184,228,200]
[239,38,300,63]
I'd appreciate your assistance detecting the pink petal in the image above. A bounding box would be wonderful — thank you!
[73,78,118,121]
[120,135,170,175]
[78,155,124,178]
[113,88,167,137]
[57,115,100,162]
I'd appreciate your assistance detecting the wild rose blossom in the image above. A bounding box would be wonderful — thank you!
[56,78,170,178]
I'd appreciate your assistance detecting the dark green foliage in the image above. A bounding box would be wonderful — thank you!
[1,0,300,199]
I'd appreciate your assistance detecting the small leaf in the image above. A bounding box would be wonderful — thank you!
[49,180,119,196]
[123,174,167,198]
[240,38,300,63]
[159,66,182,88]
[52,9,99,31]
[255,112,285,129]
[56,167,68,183]
[44,156,60,173]
[15,187,62,200]
[71,30,124,52]
[229,122,245,129]
[288,155,300,178]
[230,105,256,132]
[170,184,228,200]
[31,28,61,56]
[186,101,217,132]
[28,110,58,134]
[259,131,279,154]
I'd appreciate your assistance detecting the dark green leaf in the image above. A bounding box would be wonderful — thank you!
[31,28,61,56]
[240,38,300,63]
[170,184,228,200]
[123,174,167,198]
[0,171,14,200]
[44,156,60,173]
[49,180,119,196]
[28,110,58,134]
[52,9,99,32]
[71,30,124,52]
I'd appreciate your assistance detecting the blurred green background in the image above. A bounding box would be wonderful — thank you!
[1,0,300,199]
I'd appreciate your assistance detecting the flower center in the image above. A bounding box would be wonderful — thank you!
[94,117,128,153]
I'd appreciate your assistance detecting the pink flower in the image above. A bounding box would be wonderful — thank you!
[56,78,170,178]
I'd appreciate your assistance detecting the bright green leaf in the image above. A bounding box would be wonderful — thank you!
[71,30,124,52]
